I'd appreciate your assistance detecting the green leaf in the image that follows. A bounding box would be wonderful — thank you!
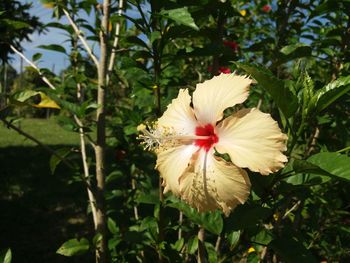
[32,53,42,61]
[2,19,30,29]
[309,75,350,113]
[187,235,198,254]
[292,159,331,176]
[167,197,223,234]
[149,31,161,44]
[49,147,71,174]
[200,211,223,235]
[307,152,350,182]
[280,43,311,56]
[227,230,240,247]
[137,192,160,205]
[0,248,12,263]
[247,252,259,263]
[38,44,66,54]
[13,90,38,102]
[205,242,218,263]
[251,229,273,246]
[126,36,150,50]
[107,217,119,235]
[171,238,184,252]
[47,93,82,116]
[56,238,89,257]
[160,7,199,31]
[280,45,312,63]
[234,62,298,117]
[269,237,317,263]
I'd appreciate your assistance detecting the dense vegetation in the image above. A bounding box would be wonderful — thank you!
[1,0,350,262]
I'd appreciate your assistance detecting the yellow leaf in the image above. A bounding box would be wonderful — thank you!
[248,247,255,253]
[42,3,54,9]
[240,10,247,17]
[33,92,61,109]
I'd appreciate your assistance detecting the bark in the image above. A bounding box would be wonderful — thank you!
[95,0,110,262]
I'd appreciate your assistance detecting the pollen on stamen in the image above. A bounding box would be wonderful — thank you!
[138,123,179,152]
[137,123,162,151]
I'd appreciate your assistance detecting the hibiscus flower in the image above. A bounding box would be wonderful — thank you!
[140,73,287,216]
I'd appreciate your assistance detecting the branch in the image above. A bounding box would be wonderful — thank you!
[178,211,183,240]
[283,200,301,219]
[10,45,56,90]
[63,9,100,69]
[106,0,124,86]
[74,113,98,229]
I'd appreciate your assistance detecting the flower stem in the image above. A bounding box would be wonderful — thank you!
[197,227,207,263]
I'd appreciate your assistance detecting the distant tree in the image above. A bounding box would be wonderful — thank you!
[0,0,43,63]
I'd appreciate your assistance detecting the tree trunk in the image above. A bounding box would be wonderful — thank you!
[95,0,110,262]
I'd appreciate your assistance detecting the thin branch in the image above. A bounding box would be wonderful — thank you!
[10,45,56,90]
[178,211,183,240]
[62,9,100,69]
[215,235,221,253]
[305,127,320,156]
[74,113,98,229]
[131,177,139,220]
[283,200,301,219]
[106,0,124,86]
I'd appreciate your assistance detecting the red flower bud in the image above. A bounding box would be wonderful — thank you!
[262,5,272,12]
[223,40,239,51]
[219,67,231,74]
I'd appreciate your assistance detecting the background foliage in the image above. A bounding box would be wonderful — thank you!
[1,0,350,262]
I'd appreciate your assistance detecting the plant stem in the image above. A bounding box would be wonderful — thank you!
[74,114,98,229]
[94,0,110,262]
[106,0,124,86]
[197,227,207,263]
[178,211,183,240]
[150,2,165,261]
[10,45,56,90]
[63,8,100,69]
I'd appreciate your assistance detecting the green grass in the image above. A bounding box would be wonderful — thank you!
[0,118,80,147]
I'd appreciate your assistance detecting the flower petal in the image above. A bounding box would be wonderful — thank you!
[178,150,251,216]
[192,73,252,125]
[216,108,288,175]
[156,145,198,195]
[157,89,197,134]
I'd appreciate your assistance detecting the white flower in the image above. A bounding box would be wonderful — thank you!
[140,73,288,216]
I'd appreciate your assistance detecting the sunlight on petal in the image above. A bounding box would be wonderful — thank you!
[192,73,252,125]
[216,108,288,175]
[179,150,251,216]
[156,145,198,195]
[158,89,197,134]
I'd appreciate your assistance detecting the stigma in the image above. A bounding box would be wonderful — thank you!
[194,124,218,151]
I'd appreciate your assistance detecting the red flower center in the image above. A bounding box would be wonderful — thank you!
[194,124,219,152]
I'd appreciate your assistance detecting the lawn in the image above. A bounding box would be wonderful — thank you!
[0,118,80,147]
[0,118,92,262]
